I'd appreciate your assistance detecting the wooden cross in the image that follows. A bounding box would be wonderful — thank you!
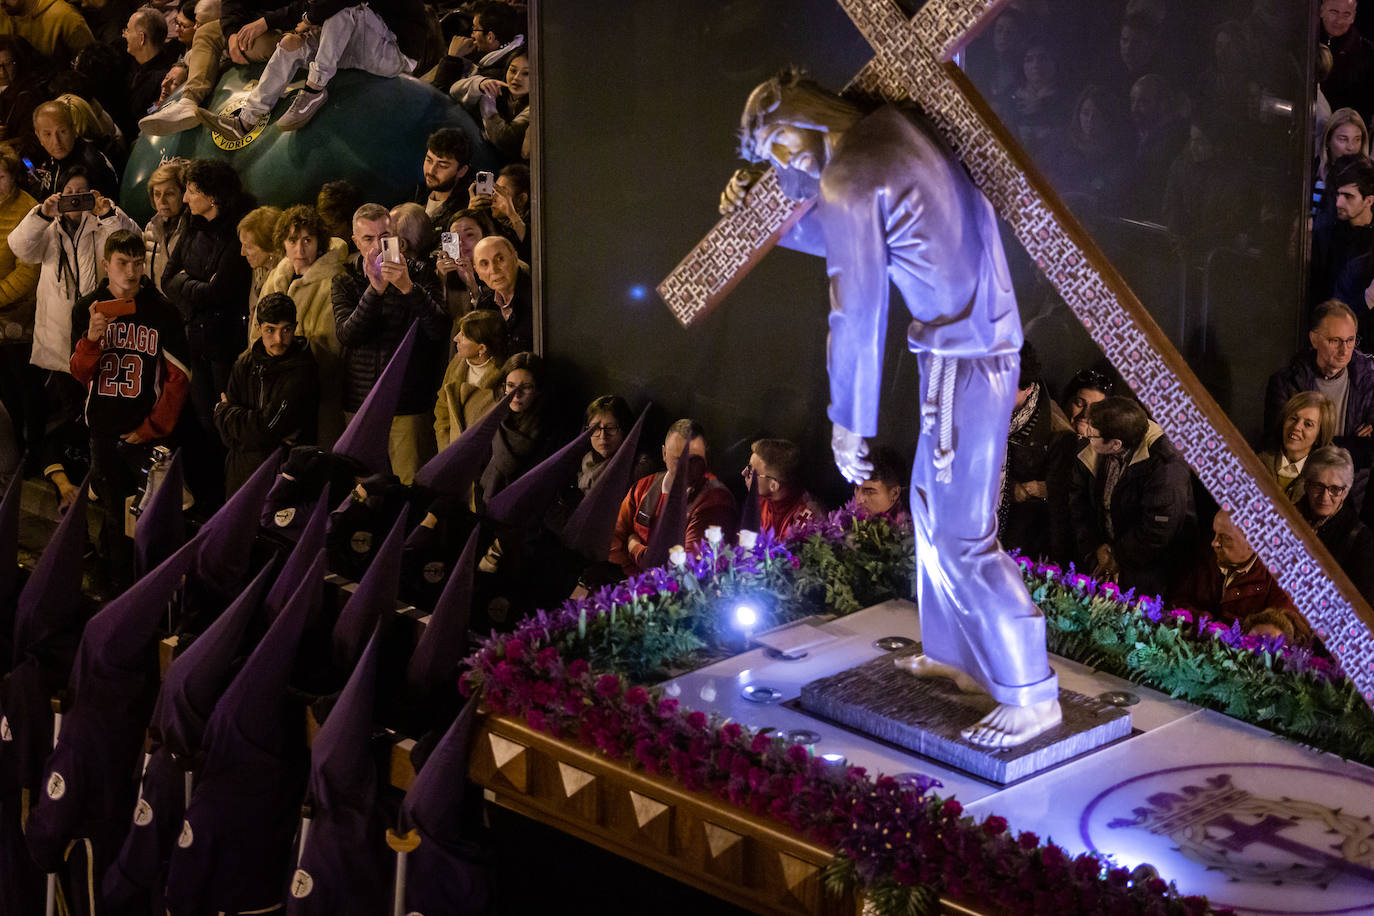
[656,0,1374,707]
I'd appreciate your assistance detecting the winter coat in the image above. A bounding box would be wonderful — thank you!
[0,190,39,339]
[214,336,319,495]
[0,0,93,66]
[1265,349,1374,446]
[330,253,447,416]
[476,401,550,510]
[433,355,501,450]
[259,237,347,446]
[143,208,190,294]
[1169,548,1307,642]
[8,203,139,372]
[164,212,252,363]
[1068,421,1197,600]
[1310,501,1374,606]
[453,80,529,160]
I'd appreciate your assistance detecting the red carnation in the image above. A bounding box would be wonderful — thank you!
[595,674,621,696]
[982,815,1008,836]
[941,798,963,819]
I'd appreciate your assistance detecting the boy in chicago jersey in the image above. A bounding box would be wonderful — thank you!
[71,230,191,584]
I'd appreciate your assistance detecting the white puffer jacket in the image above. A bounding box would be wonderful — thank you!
[8,204,140,372]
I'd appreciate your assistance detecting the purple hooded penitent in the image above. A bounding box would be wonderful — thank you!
[332,321,418,477]
[559,404,649,560]
[164,551,326,915]
[406,526,479,698]
[4,477,89,801]
[190,448,280,597]
[0,463,25,662]
[640,434,692,570]
[263,495,329,622]
[134,449,187,579]
[739,470,761,535]
[483,428,592,528]
[331,512,405,672]
[400,691,489,915]
[105,558,278,911]
[285,625,386,914]
[413,393,512,499]
[25,537,196,872]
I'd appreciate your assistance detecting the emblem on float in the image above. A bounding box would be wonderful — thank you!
[208,82,268,151]
[1107,773,1374,887]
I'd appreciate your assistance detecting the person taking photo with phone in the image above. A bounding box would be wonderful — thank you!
[69,229,190,587]
[7,164,137,483]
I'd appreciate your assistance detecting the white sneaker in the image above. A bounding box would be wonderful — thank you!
[139,97,202,135]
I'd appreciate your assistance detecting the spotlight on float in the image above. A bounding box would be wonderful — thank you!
[733,602,759,630]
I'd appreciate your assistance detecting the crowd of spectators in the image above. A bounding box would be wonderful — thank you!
[0,0,1368,659]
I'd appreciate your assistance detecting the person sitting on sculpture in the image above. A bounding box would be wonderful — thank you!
[723,69,1061,748]
[1067,395,1197,599]
[199,0,429,137]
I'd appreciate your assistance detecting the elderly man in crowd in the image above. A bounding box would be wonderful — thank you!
[472,234,531,354]
[27,100,118,198]
[1170,510,1307,643]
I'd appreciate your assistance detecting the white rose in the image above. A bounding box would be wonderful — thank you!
[669,545,687,567]
[737,529,758,549]
[705,525,723,546]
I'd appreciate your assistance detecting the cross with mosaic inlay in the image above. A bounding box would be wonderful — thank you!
[655,0,1374,708]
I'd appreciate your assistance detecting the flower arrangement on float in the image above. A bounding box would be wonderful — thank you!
[461,509,1216,915]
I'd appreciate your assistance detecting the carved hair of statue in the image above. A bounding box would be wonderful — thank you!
[737,67,863,162]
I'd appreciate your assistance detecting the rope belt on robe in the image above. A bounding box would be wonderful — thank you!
[921,354,958,484]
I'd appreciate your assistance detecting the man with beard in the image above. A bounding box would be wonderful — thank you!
[416,127,472,235]
[721,70,1061,748]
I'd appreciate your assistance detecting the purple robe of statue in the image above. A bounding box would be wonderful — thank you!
[786,105,1057,707]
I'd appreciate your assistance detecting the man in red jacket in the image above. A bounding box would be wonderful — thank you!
[745,438,823,541]
[70,230,191,585]
[609,419,736,575]
[1169,510,1309,644]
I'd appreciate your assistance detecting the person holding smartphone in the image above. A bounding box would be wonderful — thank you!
[69,229,190,586]
[8,165,138,481]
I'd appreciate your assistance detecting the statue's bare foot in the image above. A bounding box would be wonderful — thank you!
[960,699,1062,749]
[894,654,986,695]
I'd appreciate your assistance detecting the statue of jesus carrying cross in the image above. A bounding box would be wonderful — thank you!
[722,70,1061,748]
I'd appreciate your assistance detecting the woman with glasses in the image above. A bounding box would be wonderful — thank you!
[1297,445,1374,603]
[578,395,652,495]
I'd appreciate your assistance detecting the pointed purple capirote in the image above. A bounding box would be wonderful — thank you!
[406,526,478,697]
[12,475,89,662]
[401,691,489,915]
[4,477,89,799]
[560,404,650,560]
[25,538,196,872]
[739,470,761,534]
[484,428,592,528]
[134,449,187,579]
[191,449,280,597]
[107,560,278,909]
[413,393,512,499]
[264,495,330,622]
[332,321,418,477]
[0,463,24,659]
[640,434,692,570]
[164,551,326,915]
[154,559,278,762]
[285,626,387,914]
[331,512,405,672]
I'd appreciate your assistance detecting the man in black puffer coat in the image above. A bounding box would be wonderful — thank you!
[214,293,319,494]
[332,202,447,484]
